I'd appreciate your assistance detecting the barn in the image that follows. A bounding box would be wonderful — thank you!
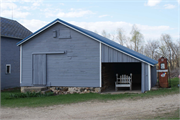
[17,18,158,93]
[1,17,32,90]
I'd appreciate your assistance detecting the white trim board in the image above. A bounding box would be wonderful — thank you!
[157,69,168,72]
[148,65,151,90]
[32,52,65,54]
[20,45,22,83]
[17,20,154,66]
[99,42,102,87]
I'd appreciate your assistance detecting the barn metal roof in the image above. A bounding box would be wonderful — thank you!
[0,17,32,39]
[16,18,158,65]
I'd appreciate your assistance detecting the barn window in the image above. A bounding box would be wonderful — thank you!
[59,29,71,39]
[6,64,11,74]
[53,30,57,38]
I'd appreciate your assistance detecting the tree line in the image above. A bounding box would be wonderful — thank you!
[96,25,180,76]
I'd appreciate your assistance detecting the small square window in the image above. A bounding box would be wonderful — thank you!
[160,63,165,69]
[6,64,11,74]
[59,29,71,39]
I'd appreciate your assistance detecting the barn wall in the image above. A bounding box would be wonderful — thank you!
[21,23,100,87]
[1,37,20,90]
[151,65,157,87]
[101,44,140,62]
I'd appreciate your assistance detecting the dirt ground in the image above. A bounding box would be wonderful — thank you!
[1,94,180,120]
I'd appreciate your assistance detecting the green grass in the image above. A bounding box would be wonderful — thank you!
[1,77,179,108]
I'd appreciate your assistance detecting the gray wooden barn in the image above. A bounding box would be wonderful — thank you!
[1,17,32,90]
[17,18,158,93]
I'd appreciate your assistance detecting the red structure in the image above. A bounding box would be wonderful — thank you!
[158,57,168,88]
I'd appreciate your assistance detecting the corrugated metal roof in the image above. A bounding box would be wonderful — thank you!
[0,17,32,39]
[17,18,158,65]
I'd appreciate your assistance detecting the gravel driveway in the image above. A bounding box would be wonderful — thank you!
[1,94,179,120]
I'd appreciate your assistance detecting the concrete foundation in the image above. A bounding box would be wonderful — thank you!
[21,86,101,94]
[21,87,47,93]
[48,87,101,95]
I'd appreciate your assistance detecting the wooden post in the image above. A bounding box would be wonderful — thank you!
[115,74,118,91]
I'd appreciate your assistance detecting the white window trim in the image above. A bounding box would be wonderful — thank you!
[99,42,102,87]
[6,64,11,74]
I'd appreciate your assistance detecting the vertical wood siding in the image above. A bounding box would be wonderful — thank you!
[21,23,100,87]
[141,62,149,93]
[151,66,157,87]
[101,44,140,62]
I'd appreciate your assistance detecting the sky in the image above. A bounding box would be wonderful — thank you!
[0,0,180,43]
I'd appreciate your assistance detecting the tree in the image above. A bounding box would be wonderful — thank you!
[171,42,179,68]
[101,30,108,38]
[144,40,159,59]
[101,30,114,40]
[116,28,126,46]
[130,24,144,52]
[126,37,133,50]
[160,34,175,69]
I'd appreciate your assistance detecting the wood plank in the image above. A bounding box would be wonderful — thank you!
[116,84,131,87]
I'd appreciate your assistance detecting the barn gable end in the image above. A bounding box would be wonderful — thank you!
[20,22,100,87]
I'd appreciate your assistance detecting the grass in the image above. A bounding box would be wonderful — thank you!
[1,77,179,108]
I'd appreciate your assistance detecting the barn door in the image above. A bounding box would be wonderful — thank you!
[32,54,46,85]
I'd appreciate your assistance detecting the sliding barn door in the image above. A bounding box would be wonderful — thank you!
[32,54,46,85]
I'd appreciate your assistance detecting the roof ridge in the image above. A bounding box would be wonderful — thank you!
[0,17,32,39]
[0,16,17,22]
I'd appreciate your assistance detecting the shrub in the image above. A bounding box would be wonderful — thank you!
[7,91,54,99]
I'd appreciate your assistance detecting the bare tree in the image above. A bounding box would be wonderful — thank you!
[139,45,144,55]
[144,40,159,59]
[116,28,126,46]
[101,30,110,39]
[126,37,133,50]
[169,42,179,68]
[101,30,115,41]
[101,30,108,38]
[130,24,144,52]
[160,34,174,70]
[110,34,115,41]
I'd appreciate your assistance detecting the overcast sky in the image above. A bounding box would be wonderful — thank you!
[1,0,179,43]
